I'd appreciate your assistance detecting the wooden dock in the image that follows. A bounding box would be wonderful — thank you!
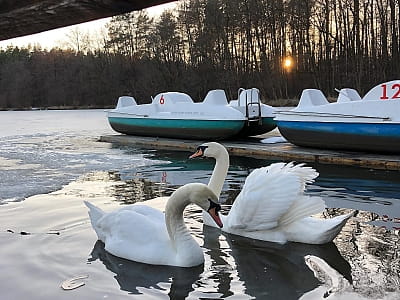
[99,130,400,171]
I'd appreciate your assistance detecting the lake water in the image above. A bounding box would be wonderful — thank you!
[0,110,399,300]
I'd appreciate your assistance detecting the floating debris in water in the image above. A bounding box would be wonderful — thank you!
[5,229,60,235]
[6,229,30,235]
[61,275,89,290]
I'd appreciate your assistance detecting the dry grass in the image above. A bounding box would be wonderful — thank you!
[264,98,299,107]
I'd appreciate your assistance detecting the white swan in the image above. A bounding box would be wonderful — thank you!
[84,182,223,267]
[190,142,353,244]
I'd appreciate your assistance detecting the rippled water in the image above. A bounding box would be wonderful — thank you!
[0,110,399,299]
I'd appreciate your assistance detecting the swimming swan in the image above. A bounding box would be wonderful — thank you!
[190,142,353,244]
[84,183,223,267]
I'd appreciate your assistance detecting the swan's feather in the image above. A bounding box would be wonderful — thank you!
[98,205,175,265]
[280,162,319,190]
[227,166,302,231]
[84,200,105,224]
[279,195,326,226]
[85,202,174,264]
[84,201,106,240]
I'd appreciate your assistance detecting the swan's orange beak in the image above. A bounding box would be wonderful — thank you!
[189,148,203,159]
[189,145,207,159]
[208,201,223,228]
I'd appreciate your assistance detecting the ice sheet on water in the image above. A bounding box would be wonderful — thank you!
[0,136,163,203]
[0,110,167,203]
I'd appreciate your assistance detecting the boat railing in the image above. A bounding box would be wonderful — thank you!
[237,88,262,124]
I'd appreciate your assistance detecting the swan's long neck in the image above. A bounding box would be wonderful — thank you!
[208,147,229,198]
[165,187,196,249]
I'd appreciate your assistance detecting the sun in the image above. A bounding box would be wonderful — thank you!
[283,57,293,70]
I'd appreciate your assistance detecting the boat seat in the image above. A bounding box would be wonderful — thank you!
[116,96,137,108]
[297,89,329,108]
[203,90,228,105]
[337,88,362,103]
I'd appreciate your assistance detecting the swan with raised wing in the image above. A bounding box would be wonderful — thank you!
[84,182,222,267]
[190,142,353,244]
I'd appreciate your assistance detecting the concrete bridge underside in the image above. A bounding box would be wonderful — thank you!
[0,0,175,41]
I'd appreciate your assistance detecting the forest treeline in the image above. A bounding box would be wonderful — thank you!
[1,0,400,109]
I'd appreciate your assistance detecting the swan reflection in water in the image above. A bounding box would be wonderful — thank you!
[87,225,351,299]
[88,240,204,298]
[203,226,352,299]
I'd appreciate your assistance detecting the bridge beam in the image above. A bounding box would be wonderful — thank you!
[0,0,175,41]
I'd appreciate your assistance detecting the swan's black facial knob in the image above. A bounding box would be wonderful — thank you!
[208,199,221,212]
[207,199,223,228]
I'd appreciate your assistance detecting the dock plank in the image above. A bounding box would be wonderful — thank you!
[99,133,400,171]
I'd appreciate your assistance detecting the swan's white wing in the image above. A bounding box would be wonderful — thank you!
[97,205,174,264]
[279,195,326,226]
[118,204,166,223]
[227,166,301,230]
[269,162,319,191]
[99,205,168,245]
[276,163,325,225]
[227,163,325,231]
[141,196,169,211]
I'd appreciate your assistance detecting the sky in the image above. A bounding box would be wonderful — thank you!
[0,2,177,50]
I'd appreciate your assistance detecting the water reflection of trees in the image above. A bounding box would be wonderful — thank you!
[326,209,400,297]
[105,171,172,205]
[101,168,246,206]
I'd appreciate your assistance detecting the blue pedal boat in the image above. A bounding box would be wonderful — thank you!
[274,80,400,153]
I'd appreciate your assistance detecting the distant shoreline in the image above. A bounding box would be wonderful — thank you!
[0,99,299,111]
[0,105,115,111]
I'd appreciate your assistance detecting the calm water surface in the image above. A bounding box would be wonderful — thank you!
[0,110,399,299]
